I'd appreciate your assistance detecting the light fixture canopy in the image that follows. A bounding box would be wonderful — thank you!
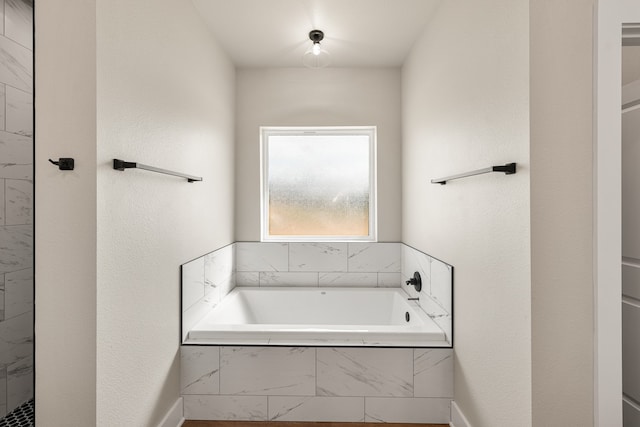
[303,29,330,68]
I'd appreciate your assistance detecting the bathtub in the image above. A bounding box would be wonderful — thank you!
[185,287,448,347]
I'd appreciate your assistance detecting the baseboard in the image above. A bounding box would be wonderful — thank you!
[450,401,472,427]
[157,397,185,427]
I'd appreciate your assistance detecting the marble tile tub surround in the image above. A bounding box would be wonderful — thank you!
[235,242,401,287]
[181,244,235,342]
[401,244,454,344]
[0,0,33,418]
[182,242,454,344]
[181,346,453,423]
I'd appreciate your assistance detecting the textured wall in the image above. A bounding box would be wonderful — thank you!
[35,0,97,425]
[0,0,32,417]
[94,0,235,425]
[531,1,595,426]
[402,0,531,425]
[235,68,402,242]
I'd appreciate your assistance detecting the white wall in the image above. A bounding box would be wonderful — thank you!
[402,1,531,426]
[234,68,402,242]
[36,0,234,425]
[530,1,595,426]
[95,0,235,425]
[35,1,97,425]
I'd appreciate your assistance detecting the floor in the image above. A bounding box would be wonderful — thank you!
[0,399,34,427]
[182,422,448,427]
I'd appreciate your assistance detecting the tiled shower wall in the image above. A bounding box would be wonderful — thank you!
[0,0,33,417]
[181,242,454,422]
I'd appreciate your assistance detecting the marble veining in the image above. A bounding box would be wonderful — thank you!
[183,395,268,421]
[182,290,220,342]
[0,366,6,417]
[181,346,220,395]
[0,181,5,225]
[181,343,453,423]
[0,84,5,131]
[5,0,33,50]
[204,245,233,290]
[0,37,31,93]
[4,268,32,320]
[5,179,31,225]
[181,257,204,311]
[181,243,454,423]
[364,397,451,423]
[220,347,315,396]
[316,348,413,397]
[401,244,432,287]
[420,294,451,341]
[6,355,31,409]
[414,349,454,398]
[0,275,5,321]
[0,131,32,180]
[236,242,288,272]
[269,396,365,422]
[430,259,452,311]
[0,225,32,273]
[5,86,32,137]
[0,2,4,35]
[289,243,348,272]
[318,272,377,287]
[347,243,400,272]
[259,271,318,287]
[0,0,33,416]
[235,272,259,286]
[0,311,32,367]
[377,272,401,287]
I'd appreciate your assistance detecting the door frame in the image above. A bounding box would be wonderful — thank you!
[595,2,640,425]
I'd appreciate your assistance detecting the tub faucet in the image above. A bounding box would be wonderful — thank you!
[405,271,422,292]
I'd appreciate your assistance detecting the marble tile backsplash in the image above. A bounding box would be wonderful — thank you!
[0,0,33,417]
[181,346,453,423]
[181,244,235,342]
[235,242,401,287]
[401,244,453,344]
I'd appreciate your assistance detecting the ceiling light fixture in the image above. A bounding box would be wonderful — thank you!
[303,29,330,68]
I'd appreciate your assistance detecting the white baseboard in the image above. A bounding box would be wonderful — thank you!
[450,401,472,427]
[157,397,185,427]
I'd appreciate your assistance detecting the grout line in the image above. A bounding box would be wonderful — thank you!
[218,346,221,395]
[2,178,5,226]
[286,242,290,272]
[412,348,415,397]
[363,395,366,421]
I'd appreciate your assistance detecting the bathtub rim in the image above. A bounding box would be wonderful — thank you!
[183,286,452,348]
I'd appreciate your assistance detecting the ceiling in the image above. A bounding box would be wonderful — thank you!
[191,0,442,68]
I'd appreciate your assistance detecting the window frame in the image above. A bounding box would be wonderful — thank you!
[260,126,378,242]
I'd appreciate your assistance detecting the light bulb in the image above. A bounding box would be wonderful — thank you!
[312,42,321,56]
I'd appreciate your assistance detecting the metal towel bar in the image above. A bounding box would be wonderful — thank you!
[431,163,516,185]
[113,159,202,183]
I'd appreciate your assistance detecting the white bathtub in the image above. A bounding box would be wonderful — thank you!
[185,287,448,347]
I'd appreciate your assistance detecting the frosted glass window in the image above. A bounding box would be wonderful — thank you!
[261,127,376,241]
